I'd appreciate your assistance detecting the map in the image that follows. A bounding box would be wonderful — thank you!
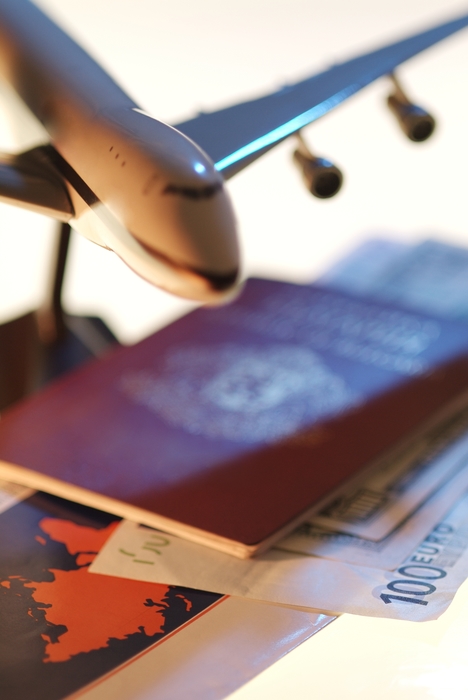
[0,491,222,699]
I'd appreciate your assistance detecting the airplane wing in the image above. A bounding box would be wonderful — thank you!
[0,146,73,220]
[174,13,468,179]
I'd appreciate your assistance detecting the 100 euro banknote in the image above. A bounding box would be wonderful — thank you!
[90,473,468,623]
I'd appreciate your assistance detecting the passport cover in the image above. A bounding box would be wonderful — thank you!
[1,278,468,556]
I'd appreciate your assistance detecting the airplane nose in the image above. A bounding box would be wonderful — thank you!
[167,182,240,294]
[83,105,242,302]
[83,174,241,303]
[118,180,241,303]
[196,267,240,293]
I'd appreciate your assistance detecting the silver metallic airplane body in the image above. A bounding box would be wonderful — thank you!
[0,0,466,302]
[0,0,239,302]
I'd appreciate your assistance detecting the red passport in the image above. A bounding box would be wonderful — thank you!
[1,278,468,557]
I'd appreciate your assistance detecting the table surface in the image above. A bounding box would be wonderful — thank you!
[4,0,468,697]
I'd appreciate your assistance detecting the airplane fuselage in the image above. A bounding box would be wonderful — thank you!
[0,0,240,301]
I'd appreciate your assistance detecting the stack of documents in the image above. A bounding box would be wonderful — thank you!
[6,236,468,700]
[90,407,468,622]
[89,238,468,623]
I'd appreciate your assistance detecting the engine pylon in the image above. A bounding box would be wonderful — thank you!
[292,133,343,199]
[387,74,436,142]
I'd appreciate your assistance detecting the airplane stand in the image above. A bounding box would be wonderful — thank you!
[0,222,118,412]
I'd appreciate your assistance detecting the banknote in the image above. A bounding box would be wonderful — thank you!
[363,239,468,321]
[90,484,468,623]
[319,238,410,296]
[311,404,468,539]
[278,460,468,569]
[320,237,468,322]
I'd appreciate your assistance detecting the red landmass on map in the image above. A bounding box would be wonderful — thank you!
[19,518,172,663]
[39,518,119,556]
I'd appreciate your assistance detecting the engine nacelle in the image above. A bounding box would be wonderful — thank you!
[386,76,436,142]
[293,149,343,199]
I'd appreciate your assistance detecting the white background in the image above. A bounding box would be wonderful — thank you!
[6,1,468,697]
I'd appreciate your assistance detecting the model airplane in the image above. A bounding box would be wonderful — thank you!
[0,1,466,303]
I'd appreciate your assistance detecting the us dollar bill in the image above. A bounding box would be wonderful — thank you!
[277,459,468,569]
[311,405,468,540]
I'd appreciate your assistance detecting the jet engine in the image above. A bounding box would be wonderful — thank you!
[386,74,436,142]
[293,135,343,199]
